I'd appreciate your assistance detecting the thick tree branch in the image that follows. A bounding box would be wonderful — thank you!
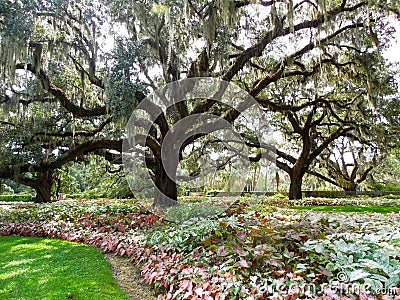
[310,126,354,162]
[45,139,122,170]
[33,117,112,138]
[307,169,342,187]
[16,63,107,117]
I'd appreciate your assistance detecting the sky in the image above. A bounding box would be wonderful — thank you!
[384,20,400,63]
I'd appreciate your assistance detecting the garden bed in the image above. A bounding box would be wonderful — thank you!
[0,198,399,299]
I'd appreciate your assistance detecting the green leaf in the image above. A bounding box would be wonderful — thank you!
[364,278,384,293]
[349,269,370,282]
[315,244,324,253]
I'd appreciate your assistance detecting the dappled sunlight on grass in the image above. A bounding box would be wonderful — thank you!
[0,236,129,300]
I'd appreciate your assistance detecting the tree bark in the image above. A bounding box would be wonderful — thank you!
[152,165,178,209]
[35,170,54,203]
[16,170,54,203]
[289,176,302,200]
[342,182,357,192]
[289,167,305,200]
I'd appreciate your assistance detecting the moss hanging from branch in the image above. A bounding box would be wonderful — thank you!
[203,6,217,47]
[0,39,27,84]
[287,0,294,34]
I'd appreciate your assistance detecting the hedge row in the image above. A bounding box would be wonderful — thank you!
[0,194,35,202]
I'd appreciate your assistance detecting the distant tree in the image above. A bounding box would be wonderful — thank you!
[309,137,378,191]
[367,153,400,190]
[0,0,125,202]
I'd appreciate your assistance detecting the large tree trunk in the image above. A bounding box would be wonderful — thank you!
[152,167,178,209]
[289,176,302,200]
[342,181,357,192]
[289,167,305,200]
[15,170,54,203]
[35,170,54,203]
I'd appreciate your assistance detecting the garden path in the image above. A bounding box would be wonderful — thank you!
[104,253,157,300]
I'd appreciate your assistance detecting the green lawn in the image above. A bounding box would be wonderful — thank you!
[0,236,129,300]
[290,205,400,214]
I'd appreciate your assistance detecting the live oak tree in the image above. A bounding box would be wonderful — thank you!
[109,0,399,201]
[369,153,400,189]
[308,55,400,192]
[310,138,378,191]
[0,0,124,202]
[1,0,399,203]
[257,49,397,198]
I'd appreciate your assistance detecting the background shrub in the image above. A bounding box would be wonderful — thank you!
[0,194,34,202]
[166,203,225,222]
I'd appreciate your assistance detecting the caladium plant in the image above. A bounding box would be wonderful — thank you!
[1,200,400,299]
